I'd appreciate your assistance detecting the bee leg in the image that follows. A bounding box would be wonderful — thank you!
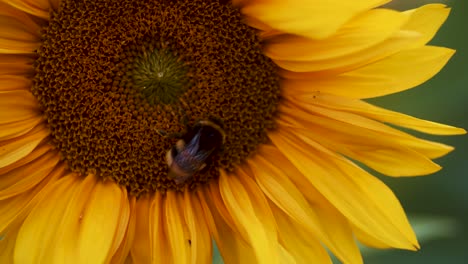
[157,129,183,139]
[156,129,169,137]
[181,111,189,127]
[208,115,224,127]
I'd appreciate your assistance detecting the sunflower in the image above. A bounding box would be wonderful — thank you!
[0,0,465,263]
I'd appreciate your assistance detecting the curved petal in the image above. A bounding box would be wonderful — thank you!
[183,190,212,264]
[274,31,421,74]
[0,116,42,141]
[0,39,39,54]
[14,174,80,263]
[0,90,40,124]
[0,2,43,35]
[279,104,446,176]
[402,4,451,48]
[0,14,40,43]
[2,0,51,19]
[281,46,454,98]
[150,192,173,263]
[0,150,59,200]
[218,169,280,264]
[282,97,457,158]
[252,146,362,264]
[111,196,136,263]
[0,55,34,75]
[207,178,239,237]
[0,125,48,168]
[241,0,389,39]
[352,224,393,249]
[264,9,408,61]
[14,174,130,263]
[47,174,97,263]
[0,164,65,234]
[0,221,21,263]
[269,129,419,250]
[0,143,51,175]
[270,4,450,74]
[130,195,153,263]
[198,187,257,264]
[0,75,32,91]
[106,188,132,263]
[130,193,172,263]
[292,92,466,136]
[76,178,129,263]
[164,191,190,264]
[271,205,332,264]
[259,145,418,251]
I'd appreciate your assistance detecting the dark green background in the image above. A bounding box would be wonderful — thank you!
[366,0,468,263]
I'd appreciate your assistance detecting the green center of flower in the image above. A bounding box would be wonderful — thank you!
[32,0,280,196]
[124,45,190,105]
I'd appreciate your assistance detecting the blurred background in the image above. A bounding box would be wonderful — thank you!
[365,0,468,263]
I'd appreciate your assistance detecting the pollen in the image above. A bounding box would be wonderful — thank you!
[31,0,280,196]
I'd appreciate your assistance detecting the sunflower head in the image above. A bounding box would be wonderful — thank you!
[0,0,465,263]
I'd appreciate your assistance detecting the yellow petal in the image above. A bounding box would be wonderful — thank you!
[48,174,97,263]
[402,4,451,48]
[76,178,129,264]
[353,224,393,249]
[295,92,466,135]
[279,104,446,176]
[0,116,42,141]
[207,179,239,235]
[150,192,172,263]
[219,169,279,264]
[272,205,332,264]
[0,2,42,35]
[242,13,274,32]
[0,55,34,75]
[284,97,457,158]
[0,125,48,168]
[129,194,172,263]
[0,143,51,175]
[111,196,136,264]
[14,174,80,263]
[254,145,362,264]
[0,13,40,43]
[0,90,39,124]
[0,221,21,263]
[241,0,389,39]
[0,75,32,91]
[130,195,153,263]
[183,190,212,264]
[260,144,420,251]
[106,188,131,263]
[0,150,59,199]
[0,163,64,234]
[274,30,421,73]
[2,0,51,19]
[164,191,190,264]
[271,4,450,74]
[265,9,408,61]
[269,130,419,250]
[0,39,39,54]
[282,46,454,98]
[199,187,257,264]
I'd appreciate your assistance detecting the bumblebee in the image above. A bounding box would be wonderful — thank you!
[165,119,225,184]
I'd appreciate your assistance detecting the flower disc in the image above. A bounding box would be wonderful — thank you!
[31,0,280,195]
